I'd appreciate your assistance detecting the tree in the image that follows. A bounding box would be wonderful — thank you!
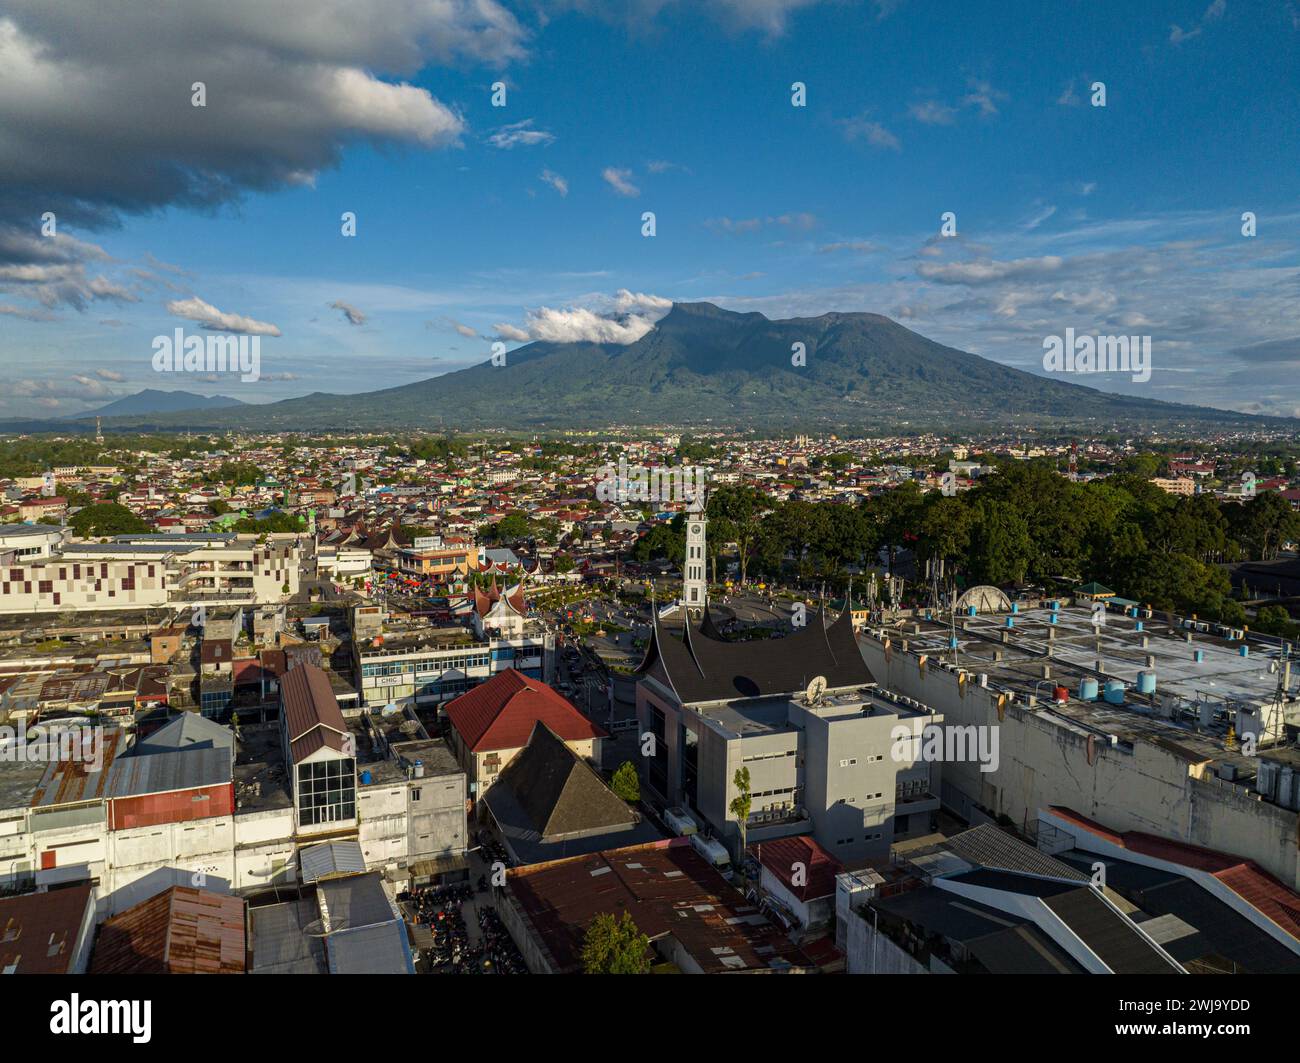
[610,761,640,802]
[729,766,752,858]
[69,502,150,538]
[581,912,650,974]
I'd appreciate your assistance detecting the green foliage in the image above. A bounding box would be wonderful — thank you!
[610,761,640,802]
[581,912,651,974]
[729,765,752,855]
[68,502,150,538]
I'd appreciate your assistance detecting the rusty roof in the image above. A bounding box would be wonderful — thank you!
[505,838,815,974]
[90,886,245,975]
[30,729,124,807]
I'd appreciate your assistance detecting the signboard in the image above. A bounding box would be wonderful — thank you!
[413,536,441,551]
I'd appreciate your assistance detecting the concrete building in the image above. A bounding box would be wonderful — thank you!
[0,533,301,615]
[636,604,942,864]
[860,601,1300,888]
[442,668,605,800]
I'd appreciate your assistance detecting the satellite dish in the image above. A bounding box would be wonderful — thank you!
[805,676,828,704]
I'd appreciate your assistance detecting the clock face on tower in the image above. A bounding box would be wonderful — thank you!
[691,525,701,535]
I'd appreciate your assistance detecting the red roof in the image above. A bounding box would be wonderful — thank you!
[1050,806,1300,942]
[757,835,843,902]
[443,669,606,753]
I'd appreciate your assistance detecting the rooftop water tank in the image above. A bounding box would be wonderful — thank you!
[1053,685,1069,703]
[1006,616,1015,629]
[1103,679,1125,705]
[1137,670,1157,695]
[967,605,977,616]
[1194,649,1205,663]
[1049,613,1058,625]
[360,770,373,785]
[1239,644,1250,658]
[1135,620,1144,632]
[1078,677,1100,701]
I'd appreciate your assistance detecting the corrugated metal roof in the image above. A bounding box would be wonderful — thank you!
[299,839,366,884]
[107,746,231,798]
[30,730,124,808]
[90,886,245,975]
[326,921,414,975]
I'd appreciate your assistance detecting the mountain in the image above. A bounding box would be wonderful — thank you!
[76,389,247,419]
[98,303,1287,433]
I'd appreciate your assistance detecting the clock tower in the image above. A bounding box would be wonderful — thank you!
[682,487,708,615]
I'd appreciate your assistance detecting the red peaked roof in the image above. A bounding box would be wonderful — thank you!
[443,669,606,753]
[757,835,843,902]
[1050,806,1300,942]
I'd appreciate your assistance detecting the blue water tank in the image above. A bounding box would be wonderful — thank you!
[1006,616,1015,629]
[1078,677,1100,701]
[1049,613,1058,625]
[1011,602,1019,614]
[968,605,977,616]
[360,770,373,785]
[1194,649,1205,663]
[1239,645,1250,658]
[1137,670,1157,694]
[1135,620,1144,632]
[1104,679,1125,705]
[949,636,959,649]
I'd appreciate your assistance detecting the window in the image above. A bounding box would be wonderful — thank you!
[296,757,357,827]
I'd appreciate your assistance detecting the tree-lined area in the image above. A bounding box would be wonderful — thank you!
[632,468,1300,627]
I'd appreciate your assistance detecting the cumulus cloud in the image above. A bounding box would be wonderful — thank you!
[487,119,555,148]
[0,2,516,229]
[94,368,126,381]
[840,114,901,151]
[601,167,640,197]
[493,289,671,345]
[539,169,569,196]
[330,299,367,325]
[908,100,957,125]
[166,296,282,335]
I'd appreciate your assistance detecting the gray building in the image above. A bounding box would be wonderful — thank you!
[636,604,942,864]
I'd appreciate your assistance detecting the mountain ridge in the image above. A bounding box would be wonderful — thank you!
[86,303,1290,433]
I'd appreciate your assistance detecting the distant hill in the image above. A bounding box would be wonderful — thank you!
[96,303,1289,433]
[75,389,247,419]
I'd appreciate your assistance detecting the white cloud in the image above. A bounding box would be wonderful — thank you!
[494,289,671,345]
[841,113,901,150]
[330,299,366,325]
[166,296,282,335]
[487,119,555,149]
[540,169,569,196]
[601,167,640,197]
[908,100,957,125]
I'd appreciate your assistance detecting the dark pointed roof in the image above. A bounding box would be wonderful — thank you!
[489,723,634,841]
[637,601,872,705]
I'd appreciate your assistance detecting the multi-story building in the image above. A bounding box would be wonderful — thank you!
[636,604,942,864]
[0,533,301,615]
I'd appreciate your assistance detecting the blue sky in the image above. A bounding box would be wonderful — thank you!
[3,0,1300,419]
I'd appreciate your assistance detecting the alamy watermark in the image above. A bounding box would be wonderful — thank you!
[891,723,999,773]
[152,328,261,382]
[595,456,707,507]
[1042,328,1151,383]
[0,724,106,772]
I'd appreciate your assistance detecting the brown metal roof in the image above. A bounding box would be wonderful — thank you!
[505,838,815,974]
[282,662,349,764]
[0,883,93,974]
[90,886,245,975]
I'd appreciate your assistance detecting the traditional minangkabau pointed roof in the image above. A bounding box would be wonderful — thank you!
[637,593,872,705]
